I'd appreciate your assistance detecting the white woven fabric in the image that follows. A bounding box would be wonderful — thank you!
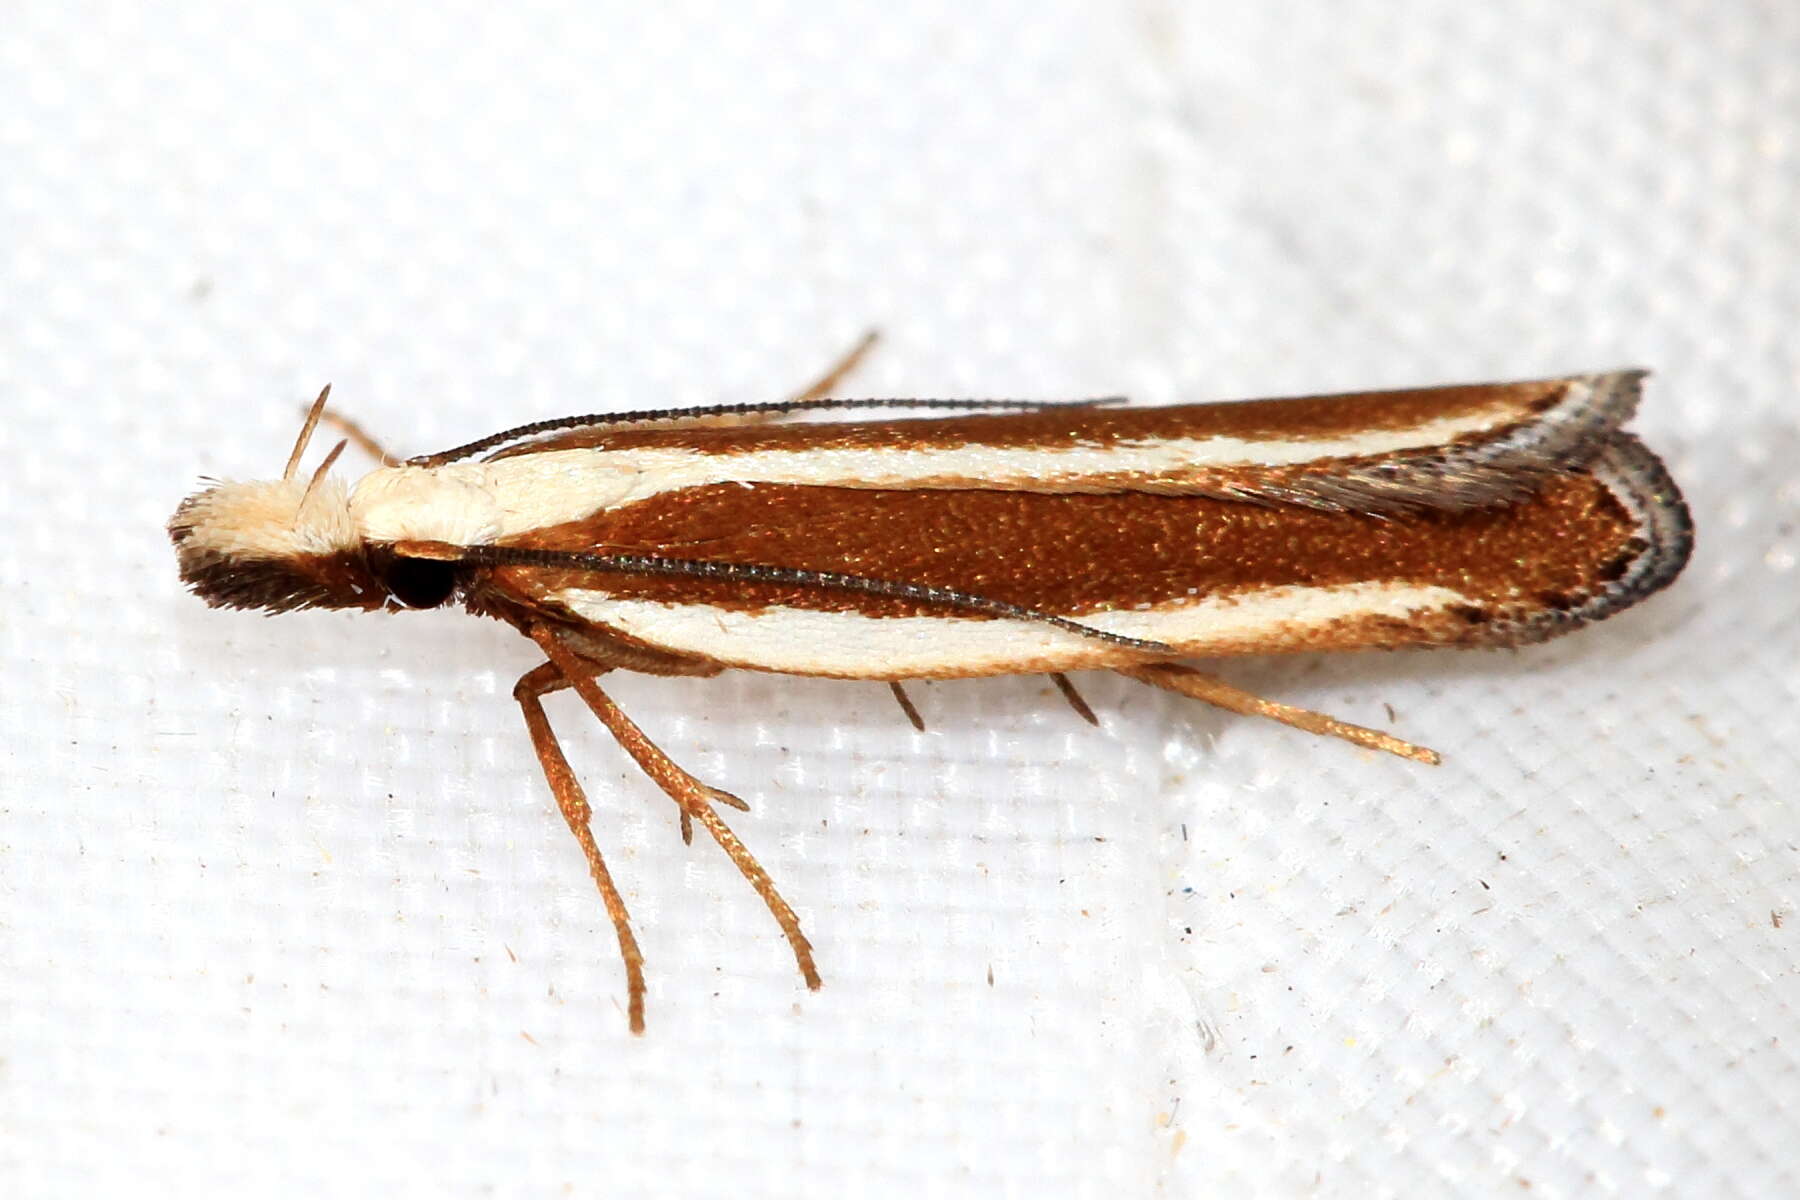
[4,2,1796,1195]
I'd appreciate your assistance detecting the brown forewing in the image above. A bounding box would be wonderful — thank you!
[486,378,1574,460]
[493,467,1646,648]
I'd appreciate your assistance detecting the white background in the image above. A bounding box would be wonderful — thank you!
[4,2,1797,1196]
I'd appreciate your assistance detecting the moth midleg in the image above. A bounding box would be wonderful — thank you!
[658,329,883,432]
[514,660,648,1033]
[1049,673,1100,726]
[529,625,823,992]
[888,680,927,731]
[889,673,1094,732]
[786,328,879,405]
[1118,663,1441,765]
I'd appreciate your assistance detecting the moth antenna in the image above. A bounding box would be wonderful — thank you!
[302,439,349,505]
[284,384,334,481]
[419,542,1177,654]
[412,395,1121,467]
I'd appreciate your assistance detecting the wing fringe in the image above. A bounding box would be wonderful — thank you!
[1205,371,1647,515]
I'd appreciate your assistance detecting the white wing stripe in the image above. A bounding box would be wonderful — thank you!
[557,581,1470,677]
[351,411,1517,544]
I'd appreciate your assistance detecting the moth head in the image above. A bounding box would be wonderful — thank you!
[168,386,460,614]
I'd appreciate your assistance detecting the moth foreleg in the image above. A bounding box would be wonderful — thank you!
[1119,662,1441,765]
[514,660,648,1034]
[311,405,403,467]
[528,625,823,993]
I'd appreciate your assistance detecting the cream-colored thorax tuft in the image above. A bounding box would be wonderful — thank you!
[346,457,647,545]
[177,456,625,564]
[172,476,359,561]
[347,464,510,545]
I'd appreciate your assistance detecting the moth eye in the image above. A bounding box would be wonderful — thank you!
[384,556,458,609]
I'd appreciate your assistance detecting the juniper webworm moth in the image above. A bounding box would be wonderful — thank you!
[169,335,1692,1032]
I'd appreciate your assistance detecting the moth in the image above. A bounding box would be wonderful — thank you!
[168,336,1692,1032]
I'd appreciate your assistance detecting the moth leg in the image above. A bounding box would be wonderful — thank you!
[530,626,822,992]
[787,328,879,405]
[1050,673,1100,726]
[514,660,649,1034]
[663,330,882,432]
[1119,663,1441,765]
[698,329,882,431]
[312,406,403,467]
[888,681,927,732]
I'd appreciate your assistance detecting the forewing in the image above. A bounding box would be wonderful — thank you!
[472,372,1646,518]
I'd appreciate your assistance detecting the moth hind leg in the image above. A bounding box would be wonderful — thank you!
[1120,662,1440,765]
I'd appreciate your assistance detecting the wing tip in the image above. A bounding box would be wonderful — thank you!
[1560,368,1649,430]
[1472,431,1693,647]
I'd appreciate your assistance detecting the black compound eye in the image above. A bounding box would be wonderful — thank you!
[384,556,458,609]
